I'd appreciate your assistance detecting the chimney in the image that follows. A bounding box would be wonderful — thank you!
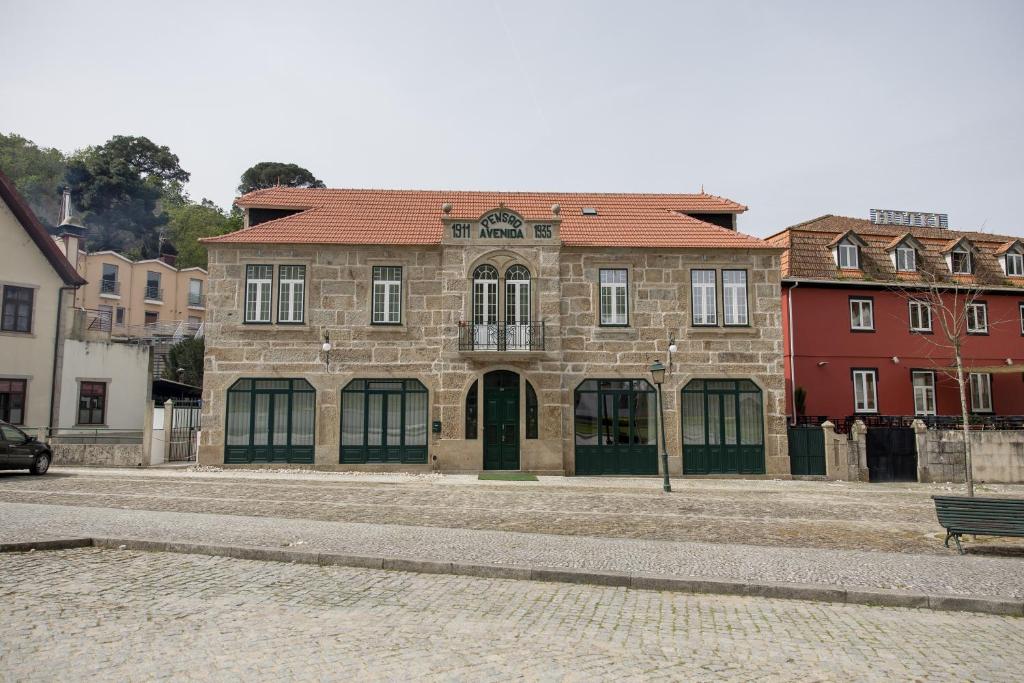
[57,188,87,271]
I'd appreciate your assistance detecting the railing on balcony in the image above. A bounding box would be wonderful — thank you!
[144,285,163,301]
[458,321,546,351]
[84,308,112,332]
[188,293,205,307]
[99,279,120,296]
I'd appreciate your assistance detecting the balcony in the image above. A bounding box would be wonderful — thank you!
[144,285,163,302]
[188,293,205,308]
[99,279,120,296]
[458,321,546,352]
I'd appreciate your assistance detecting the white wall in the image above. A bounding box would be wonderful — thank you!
[57,339,151,430]
[0,196,69,429]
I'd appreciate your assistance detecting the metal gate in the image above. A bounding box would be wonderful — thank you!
[167,400,202,462]
[788,426,826,476]
[865,427,917,482]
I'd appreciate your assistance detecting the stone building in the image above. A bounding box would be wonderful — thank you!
[198,188,789,476]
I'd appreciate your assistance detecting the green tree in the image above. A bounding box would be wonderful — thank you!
[238,162,324,194]
[0,132,67,226]
[165,197,242,269]
[66,135,190,256]
[162,336,204,387]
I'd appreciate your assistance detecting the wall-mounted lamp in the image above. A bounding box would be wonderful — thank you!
[321,331,332,364]
[817,361,828,367]
[1007,358,1014,366]
[892,356,900,364]
[666,337,677,375]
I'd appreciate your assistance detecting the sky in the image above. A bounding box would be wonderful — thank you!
[2,0,1023,238]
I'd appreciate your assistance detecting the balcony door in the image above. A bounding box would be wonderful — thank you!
[473,265,499,349]
[504,265,531,350]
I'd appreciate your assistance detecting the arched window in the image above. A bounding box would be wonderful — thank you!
[681,379,764,475]
[465,380,478,439]
[472,265,499,349]
[341,379,428,464]
[225,379,315,464]
[573,379,657,475]
[525,379,538,439]
[505,265,531,350]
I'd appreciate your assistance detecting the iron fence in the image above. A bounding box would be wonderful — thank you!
[457,321,546,351]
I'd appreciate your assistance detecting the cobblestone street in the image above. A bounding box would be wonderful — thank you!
[2,547,1022,681]
[2,468,1022,554]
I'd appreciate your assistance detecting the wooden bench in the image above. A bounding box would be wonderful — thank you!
[933,495,1024,554]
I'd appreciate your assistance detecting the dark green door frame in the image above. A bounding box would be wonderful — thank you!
[483,370,520,470]
[682,379,764,475]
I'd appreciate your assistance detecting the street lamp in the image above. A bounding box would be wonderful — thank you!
[649,359,671,493]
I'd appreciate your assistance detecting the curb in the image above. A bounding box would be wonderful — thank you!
[3,537,1021,617]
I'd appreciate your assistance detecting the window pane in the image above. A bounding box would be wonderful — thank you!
[739,393,763,445]
[252,393,270,445]
[634,391,655,445]
[682,391,705,445]
[723,396,737,445]
[404,391,427,446]
[465,380,478,439]
[366,394,383,445]
[342,392,365,447]
[574,391,598,446]
[272,395,288,445]
[226,390,251,446]
[525,381,538,439]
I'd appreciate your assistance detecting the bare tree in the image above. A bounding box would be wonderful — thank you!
[890,259,1018,497]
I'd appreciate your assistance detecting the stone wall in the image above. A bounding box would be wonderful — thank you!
[201,242,788,475]
[50,443,146,467]
[917,427,1024,484]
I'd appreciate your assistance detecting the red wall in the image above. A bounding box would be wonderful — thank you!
[783,286,1024,420]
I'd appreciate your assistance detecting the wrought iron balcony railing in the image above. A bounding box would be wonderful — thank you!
[99,279,120,296]
[144,285,163,301]
[458,321,545,351]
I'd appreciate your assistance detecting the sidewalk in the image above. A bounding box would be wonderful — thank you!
[3,500,1022,603]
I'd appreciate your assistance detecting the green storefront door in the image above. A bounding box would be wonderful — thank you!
[483,370,519,470]
[682,380,765,475]
[573,379,658,475]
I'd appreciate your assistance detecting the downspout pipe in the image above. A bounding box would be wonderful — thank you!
[787,281,799,427]
[48,286,77,434]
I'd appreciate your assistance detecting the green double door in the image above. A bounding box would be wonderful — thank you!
[483,370,520,470]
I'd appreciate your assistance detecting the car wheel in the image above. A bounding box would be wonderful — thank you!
[30,452,50,475]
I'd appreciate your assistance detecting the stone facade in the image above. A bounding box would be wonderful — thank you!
[199,237,788,476]
[50,442,145,467]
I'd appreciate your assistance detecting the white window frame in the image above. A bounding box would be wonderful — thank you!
[691,269,718,326]
[837,241,859,269]
[969,373,993,413]
[896,246,916,272]
[908,300,932,332]
[966,302,988,334]
[852,369,878,414]
[951,248,972,275]
[599,269,628,326]
[1006,250,1024,277]
[911,371,936,416]
[722,270,748,326]
[850,298,874,331]
[372,266,402,325]
[277,265,306,324]
[244,264,273,323]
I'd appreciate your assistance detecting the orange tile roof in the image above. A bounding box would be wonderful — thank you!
[769,215,1024,288]
[203,188,773,249]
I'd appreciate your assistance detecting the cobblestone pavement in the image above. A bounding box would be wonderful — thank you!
[2,468,1022,554]
[3,500,1024,599]
[1,548,1021,682]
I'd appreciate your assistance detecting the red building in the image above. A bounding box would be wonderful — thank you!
[768,213,1024,423]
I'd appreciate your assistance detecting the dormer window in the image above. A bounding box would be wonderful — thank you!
[1004,246,1023,277]
[951,248,972,274]
[837,240,859,269]
[895,245,917,272]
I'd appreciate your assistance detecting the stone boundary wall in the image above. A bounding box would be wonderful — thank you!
[917,427,1024,484]
[50,443,146,468]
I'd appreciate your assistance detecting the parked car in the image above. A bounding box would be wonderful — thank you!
[0,421,51,475]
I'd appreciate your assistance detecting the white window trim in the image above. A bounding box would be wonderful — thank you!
[895,245,917,272]
[908,300,932,332]
[722,270,748,326]
[691,269,718,326]
[852,369,878,414]
[1005,250,1024,277]
[911,371,936,416]
[244,265,273,323]
[277,266,305,324]
[950,248,972,275]
[969,373,993,413]
[966,302,988,334]
[599,269,629,326]
[372,266,402,325]
[837,241,859,269]
[850,298,874,331]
